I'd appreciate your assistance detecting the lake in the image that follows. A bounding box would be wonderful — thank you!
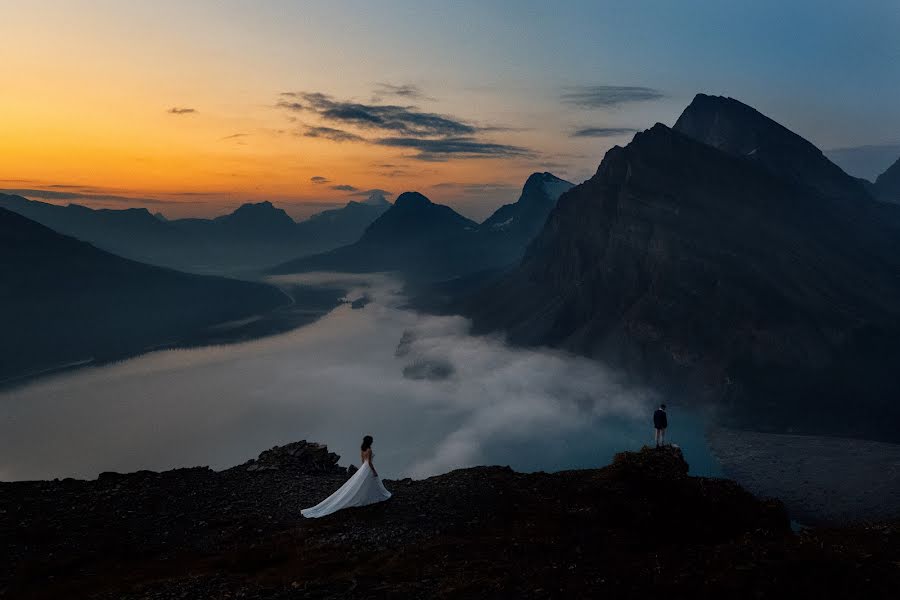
[0,273,722,481]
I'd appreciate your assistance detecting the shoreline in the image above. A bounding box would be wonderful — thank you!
[707,427,900,525]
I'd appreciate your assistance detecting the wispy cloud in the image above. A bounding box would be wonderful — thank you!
[349,188,392,199]
[375,137,532,161]
[167,107,197,115]
[331,184,359,192]
[1,188,173,206]
[303,126,365,143]
[277,90,532,161]
[221,133,249,141]
[310,176,331,184]
[278,91,476,136]
[372,83,435,102]
[570,127,638,138]
[561,85,665,108]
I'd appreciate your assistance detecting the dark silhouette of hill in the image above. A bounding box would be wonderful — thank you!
[0,208,288,382]
[461,96,900,442]
[271,174,571,281]
[0,195,388,276]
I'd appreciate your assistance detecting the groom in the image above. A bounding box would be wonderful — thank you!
[653,404,668,447]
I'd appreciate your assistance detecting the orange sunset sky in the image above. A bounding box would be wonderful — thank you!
[2,1,897,220]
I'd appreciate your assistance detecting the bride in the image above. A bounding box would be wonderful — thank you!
[301,435,392,518]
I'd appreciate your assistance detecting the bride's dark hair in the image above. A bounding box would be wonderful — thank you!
[361,435,373,451]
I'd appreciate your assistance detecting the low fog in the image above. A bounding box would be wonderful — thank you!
[0,273,699,481]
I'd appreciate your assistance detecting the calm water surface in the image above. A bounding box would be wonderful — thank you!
[0,273,722,481]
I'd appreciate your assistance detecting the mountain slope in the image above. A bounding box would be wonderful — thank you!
[0,208,287,381]
[463,118,900,441]
[874,156,900,203]
[482,172,574,242]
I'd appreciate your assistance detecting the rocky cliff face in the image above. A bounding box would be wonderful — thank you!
[464,114,900,441]
[3,440,897,599]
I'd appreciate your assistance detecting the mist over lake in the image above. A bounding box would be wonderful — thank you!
[0,273,719,481]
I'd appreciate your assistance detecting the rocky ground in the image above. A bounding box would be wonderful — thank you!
[1,441,898,599]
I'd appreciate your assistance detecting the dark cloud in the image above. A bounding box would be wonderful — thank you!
[561,86,665,108]
[303,126,365,143]
[1,188,173,206]
[279,91,476,137]
[167,107,197,115]
[310,176,330,184]
[331,184,360,192]
[221,133,249,140]
[375,137,532,161]
[570,127,638,138]
[372,83,435,102]
[431,182,519,194]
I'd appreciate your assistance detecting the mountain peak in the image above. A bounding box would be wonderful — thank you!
[393,191,433,209]
[674,94,867,200]
[361,190,391,207]
[223,201,295,224]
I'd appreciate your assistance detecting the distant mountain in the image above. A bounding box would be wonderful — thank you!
[0,207,287,382]
[295,199,391,249]
[271,192,490,280]
[463,97,900,442]
[272,174,570,281]
[0,195,388,276]
[482,172,573,242]
[874,156,900,203]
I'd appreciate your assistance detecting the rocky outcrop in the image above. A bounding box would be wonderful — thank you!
[238,441,343,473]
[1,441,897,599]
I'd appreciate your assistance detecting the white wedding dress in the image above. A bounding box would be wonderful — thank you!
[301,455,392,518]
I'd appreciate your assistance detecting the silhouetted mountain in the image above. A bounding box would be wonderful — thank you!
[0,193,183,261]
[674,94,872,201]
[272,175,571,281]
[874,156,900,203]
[294,199,391,248]
[0,195,387,276]
[0,208,287,382]
[271,192,492,280]
[482,172,573,242]
[463,103,900,441]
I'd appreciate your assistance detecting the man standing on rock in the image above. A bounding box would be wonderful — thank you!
[654,404,668,447]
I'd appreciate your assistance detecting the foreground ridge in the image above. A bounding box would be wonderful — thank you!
[1,442,897,598]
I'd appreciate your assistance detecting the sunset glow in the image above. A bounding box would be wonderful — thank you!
[2,1,897,219]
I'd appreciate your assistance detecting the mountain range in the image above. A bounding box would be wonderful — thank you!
[0,207,287,383]
[0,194,390,276]
[271,172,573,281]
[460,94,900,442]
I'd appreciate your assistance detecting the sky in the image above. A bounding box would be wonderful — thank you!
[1,0,898,220]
